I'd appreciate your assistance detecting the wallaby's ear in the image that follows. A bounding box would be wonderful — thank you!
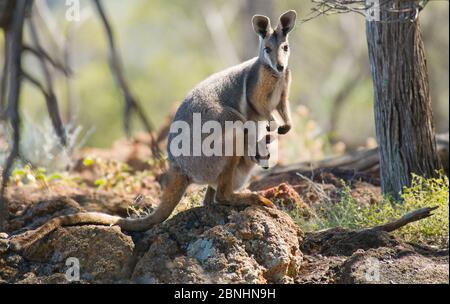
[278,10,297,36]
[252,15,271,38]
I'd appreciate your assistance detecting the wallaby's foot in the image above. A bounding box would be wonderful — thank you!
[215,156,275,208]
[251,193,276,208]
[202,186,216,207]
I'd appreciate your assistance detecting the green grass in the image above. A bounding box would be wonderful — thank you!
[292,172,449,247]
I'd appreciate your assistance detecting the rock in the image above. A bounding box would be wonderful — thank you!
[296,228,449,284]
[0,233,8,254]
[336,246,449,284]
[16,272,72,284]
[259,183,305,210]
[301,228,400,256]
[3,194,446,284]
[20,225,134,283]
[132,205,304,284]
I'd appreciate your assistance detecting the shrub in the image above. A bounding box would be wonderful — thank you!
[293,172,449,247]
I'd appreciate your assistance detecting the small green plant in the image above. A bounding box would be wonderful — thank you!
[380,173,448,246]
[126,194,154,218]
[11,165,68,188]
[172,188,204,217]
[292,172,449,247]
[84,157,138,192]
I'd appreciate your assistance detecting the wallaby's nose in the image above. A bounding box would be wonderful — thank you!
[276,64,284,72]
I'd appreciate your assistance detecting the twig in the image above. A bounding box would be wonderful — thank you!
[371,206,439,232]
[304,0,429,24]
[0,0,28,229]
[27,11,67,146]
[22,44,72,76]
[295,172,333,204]
[22,71,49,98]
[92,0,161,157]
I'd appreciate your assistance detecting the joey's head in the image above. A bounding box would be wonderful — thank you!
[252,10,297,74]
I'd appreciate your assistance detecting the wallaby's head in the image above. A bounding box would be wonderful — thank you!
[252,10,297,74]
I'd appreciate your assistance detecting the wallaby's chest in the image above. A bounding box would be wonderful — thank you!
[249,68,285,114]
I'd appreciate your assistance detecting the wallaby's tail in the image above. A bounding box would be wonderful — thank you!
[10,167,190,252]
[117,166,190,231]
[9,212,122,251]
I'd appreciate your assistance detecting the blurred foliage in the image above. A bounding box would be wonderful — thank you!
[0,0,448,161]
[279,104,346,163]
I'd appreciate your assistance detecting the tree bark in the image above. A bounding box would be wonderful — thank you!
[365,0,441,200]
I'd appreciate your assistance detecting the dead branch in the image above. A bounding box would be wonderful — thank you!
[371,206,439,233]
[92,0,161,157]
[27,13,66,146]
[263,132,449,182]
[0,31,9,119]
[22,71,48,97]
[305,0,429,23]
[0,0,28,229]
[22,44,71,76]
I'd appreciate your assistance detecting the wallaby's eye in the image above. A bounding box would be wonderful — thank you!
[264,47,272,54]
[283,45,289,52]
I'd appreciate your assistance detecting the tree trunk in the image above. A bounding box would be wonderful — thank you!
[365,0,441,200]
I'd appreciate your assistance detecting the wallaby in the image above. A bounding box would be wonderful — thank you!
[10,10,297,250]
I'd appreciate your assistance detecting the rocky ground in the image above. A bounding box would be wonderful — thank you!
[0,136,448,284]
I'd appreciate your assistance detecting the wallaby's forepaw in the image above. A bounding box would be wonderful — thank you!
[277,124,291,135]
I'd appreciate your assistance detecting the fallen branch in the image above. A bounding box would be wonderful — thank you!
[371,206,439,233]
[260,132,448,182]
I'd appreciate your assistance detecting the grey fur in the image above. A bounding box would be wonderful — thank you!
[168,7,296,191]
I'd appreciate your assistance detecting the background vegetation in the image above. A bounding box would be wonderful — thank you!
[1,0,447,160]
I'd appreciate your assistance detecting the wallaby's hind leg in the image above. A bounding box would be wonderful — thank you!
[215,156,275,208]
[202,186,216,207]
